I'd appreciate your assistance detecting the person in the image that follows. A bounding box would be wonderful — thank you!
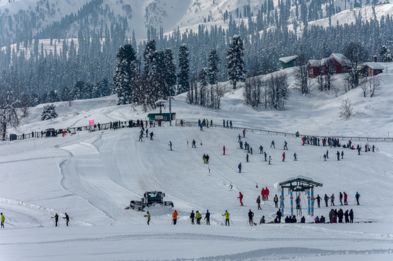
[273,194,279,208]
[264,152,267,162]
[256,195,261,210]
[293,153,297,161]
[326,150,329,159]
[336,151,340,161]
[223,145,226,155]
[330,193,335,206]
[259,145,263,154]
[246,153,249,162]
[323,154,327,161]
[315,216,320,223]
[296,195,302,216]
[315,194,321,208]
[150,132,154,140]
[259,216,265,224]
[238,192,244,206]
[248,209,254,226]
[270,140,275,149]
[337,209,344,223]
[324,194,329,207]
[169,141,173,151]
[195,211,202,225]
[357,146,361,155]
[172,210,178,225]
[343,192,348,205]
[63,212,70,227]
[52,213,59,227]
[276,209,282,223]
[283,141,288,150]
[192,139,196,148]
[372,145,375,152]
[282,152,285,162]
[238,163,242,173]
[190,210,195,224]
[144,211,151,225]
[341,151,344,160]
[355,192,360,205]
[223,210,230,226]
[339,192,343,206]
[344,210,349,223]
[349,209,354,223]
[242,129,246,138]
[268,156,272,165]
[0,213,4,228]
[265,187,270,200]
[300,216,306,223]
[205,210,210,225]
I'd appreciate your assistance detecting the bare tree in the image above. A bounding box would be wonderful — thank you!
[0,103,19,140]
[295,65,309,95]
[339,99,354,120]
[369,77,380,97]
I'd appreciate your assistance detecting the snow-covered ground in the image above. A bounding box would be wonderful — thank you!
[1,66,393,260]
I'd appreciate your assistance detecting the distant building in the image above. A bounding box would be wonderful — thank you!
[359,62,385,77]
[279,55,298,69]
[307,53,351,78]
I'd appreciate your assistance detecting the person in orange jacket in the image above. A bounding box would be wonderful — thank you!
[172,210,178,225]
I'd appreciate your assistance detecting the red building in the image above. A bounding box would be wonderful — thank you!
[307,53,352,78]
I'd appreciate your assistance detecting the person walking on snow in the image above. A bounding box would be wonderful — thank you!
[63,212,70,227]
[205,210,210,225]
[52,213,59,227]
[343,192,348,205]
[223,210,230,226]
[0,213,5,228]
[336,151,340,161]
[256,195,262,210]
[283,141,288,150]
[339,192,343,206]
[268,156,272,165]
[259,145,263,154]
[270,140,275,149]
[315,194,321,208]
[223,146,226,155]
[264,152,267,162]
[330,193,335,206]
[293,153,297,161]
[324,194,329,207]
[242,129,246,138]
[248,209,254,226]
[349,209,354,223]
[195,211,202,225]
[144,211,151,225]
[274,194,279,208]
[355,192,360,205]
[238,192,244,206]
[169,141,173,151]
[265,187,270,200]
[238,163,242,173]
[172,210,178,225]
[341,151,344,160]
[150,132,154,140]
[246,153,249,162]
[282,152,286,162]
[190,210,195,224]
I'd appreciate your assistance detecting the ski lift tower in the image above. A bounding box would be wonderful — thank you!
[279,176,323,216]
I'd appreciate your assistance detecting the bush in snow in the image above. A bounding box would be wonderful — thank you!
[339,99,353,120]
[41,104,58,121]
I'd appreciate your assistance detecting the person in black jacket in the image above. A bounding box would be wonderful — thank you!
[205,210,210,225]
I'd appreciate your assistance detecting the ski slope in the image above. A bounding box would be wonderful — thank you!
[0,124,393,260]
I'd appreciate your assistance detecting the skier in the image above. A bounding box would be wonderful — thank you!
[248,209,254,226]
[330,193,335,206]
[355,192,360,205]
[246,153,249,162]
[205,210,210,225]
[293,153,297,161]
[349,209,354,223]
[282,152,286,162]
[339,192,343,206]
[0,213,4,228]
[223,145,226,155]
[223,210,230,226]
[270,140,275,149]
[52,213,59,227]
[315,194,321,208]
[259,145,263,154]
[144,211,151,225]
[196,211,202,225]
[274,194,279,208]
[336,151,340,161]
[238,162,242,173]
[190,210,195,224]
[172,210,178,225]
[324,194,329,207]
[169,141,173,151]
[283,141,288,150]
[256,195,261,210]
[63,212,70,227]
[238,192,244,206]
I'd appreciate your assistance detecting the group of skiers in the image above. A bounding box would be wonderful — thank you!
[198,119,213,131]
[302,136,341,147]
[315,192,360,208]
[328,209,354,223]
[223,120,233,128]
[51,213,70,227]
[138,128,154,142]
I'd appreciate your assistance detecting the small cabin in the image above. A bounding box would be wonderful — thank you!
[359,62,385,77]
[279,55,298,69]
[307,53,351,78]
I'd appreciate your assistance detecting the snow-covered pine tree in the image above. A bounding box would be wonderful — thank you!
[143,40,156,76]
[164,49,177,96]
[41,104,58,121]
[208,49,220,85]
[113,44,138,105]
[227,35,246,89]
[199,68,208,106]
[0,96,19,140]
[178,44,190,94]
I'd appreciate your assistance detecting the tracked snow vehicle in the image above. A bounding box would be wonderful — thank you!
[126,191,174,211]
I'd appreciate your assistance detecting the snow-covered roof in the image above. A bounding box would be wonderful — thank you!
[279,55,298,64]
[330,53,351,66]
[308,59,321,67]
[361,62,385,70]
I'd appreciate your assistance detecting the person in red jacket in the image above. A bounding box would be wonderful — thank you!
[261,188,265,201]
[265,187,270,201]
[282,152,286,162]
[238,192,244,206]
[343,192,348,205]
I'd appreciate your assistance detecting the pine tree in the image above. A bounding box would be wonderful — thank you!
[178,44,190,94]
[113,44,138,105]
[164,49,177,96]
[227,35,246,89]
[41,104,58,121]
[208,49,220,85]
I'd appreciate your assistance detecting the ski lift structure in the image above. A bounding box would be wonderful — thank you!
[279,176,323,216]
[147,100,176,123]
